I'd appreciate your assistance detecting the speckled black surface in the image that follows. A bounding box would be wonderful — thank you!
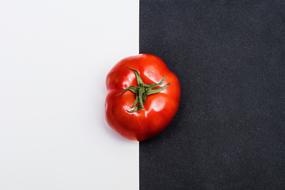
[139,0,285,189]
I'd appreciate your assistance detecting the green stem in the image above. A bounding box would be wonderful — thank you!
[122,68,170,112]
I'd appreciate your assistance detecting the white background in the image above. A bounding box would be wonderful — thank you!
[0,0,139,189]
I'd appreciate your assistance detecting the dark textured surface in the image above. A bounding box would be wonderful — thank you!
[139,0,285,189]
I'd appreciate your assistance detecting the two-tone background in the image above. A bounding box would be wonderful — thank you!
[0,0,284,189]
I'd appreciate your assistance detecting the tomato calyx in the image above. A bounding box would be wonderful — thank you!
[122,68,170,112]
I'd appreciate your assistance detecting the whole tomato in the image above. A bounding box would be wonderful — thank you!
[105,54,180,141]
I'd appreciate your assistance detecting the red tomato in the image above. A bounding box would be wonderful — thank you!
[105,54,180,141]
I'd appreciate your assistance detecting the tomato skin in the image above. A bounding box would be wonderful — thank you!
[105,54,180,141]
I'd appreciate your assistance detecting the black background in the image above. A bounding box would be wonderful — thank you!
[139,0,285,189]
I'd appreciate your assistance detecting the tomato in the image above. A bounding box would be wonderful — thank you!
[105,54,180,141]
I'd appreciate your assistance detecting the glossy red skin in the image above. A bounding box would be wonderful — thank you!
[105,54,180,141]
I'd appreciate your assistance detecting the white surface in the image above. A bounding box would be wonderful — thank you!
[0,0,139,189]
